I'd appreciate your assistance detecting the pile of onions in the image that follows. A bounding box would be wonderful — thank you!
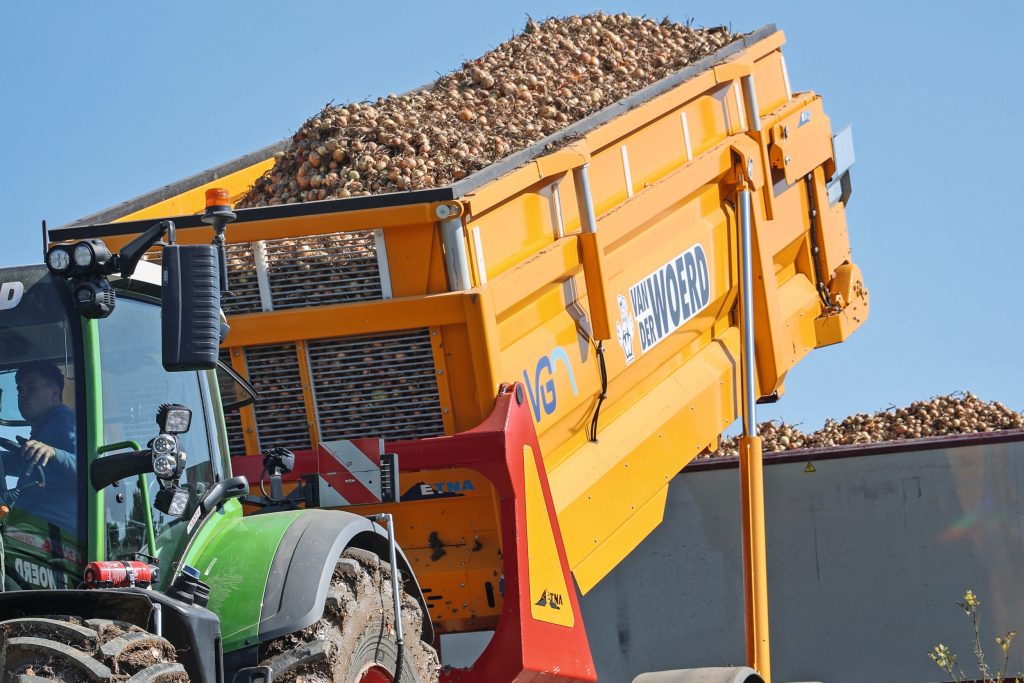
[238,13,733,207]
[708,393,1024,457]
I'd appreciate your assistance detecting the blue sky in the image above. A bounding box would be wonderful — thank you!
[1,1,1021,430]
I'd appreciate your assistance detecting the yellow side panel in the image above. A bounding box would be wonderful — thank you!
[524,445,574,627]
[383,223,447,297]
[114,158,275,222]
[472,186,558,280]
[548,327,742,591]
[752,50,790,115]
[571,484,669,595]
[680,91,732,159]
[625,114,689,192]
[588,143,631,217]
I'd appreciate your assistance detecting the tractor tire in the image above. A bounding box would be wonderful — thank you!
[0,616,187,681]
[258,547,441,682]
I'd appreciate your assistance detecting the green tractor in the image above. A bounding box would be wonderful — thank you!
[0,211,439,681]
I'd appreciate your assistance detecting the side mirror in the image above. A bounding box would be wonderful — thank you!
[161,244,222,371]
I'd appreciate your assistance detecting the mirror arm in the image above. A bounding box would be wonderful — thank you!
[117,220,176,279]
[199,475,249,515]
[90,449,152,491]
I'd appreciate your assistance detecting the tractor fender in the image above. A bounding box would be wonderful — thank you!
[257,508,433,645]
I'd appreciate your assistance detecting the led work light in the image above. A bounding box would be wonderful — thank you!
[156,403,192,435]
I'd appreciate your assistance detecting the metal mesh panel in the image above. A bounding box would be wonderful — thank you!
[222,243,263,315]
[264,231,382,310]
[243,343,311,451]
[308,330,444,442]
[140,244,262,316]
[218,349,248,456]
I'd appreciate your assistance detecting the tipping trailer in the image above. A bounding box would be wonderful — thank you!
[14,23,868,683]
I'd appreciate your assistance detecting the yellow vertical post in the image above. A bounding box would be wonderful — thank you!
[228,346,261,456]
[739,434,770,679]
[737,161,771,682]
[295,340,321,447]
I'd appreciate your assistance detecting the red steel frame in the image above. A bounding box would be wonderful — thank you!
[233,383,597,682]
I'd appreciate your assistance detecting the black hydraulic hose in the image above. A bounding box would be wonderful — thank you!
[804,173,832,308]
[588,341,608,442]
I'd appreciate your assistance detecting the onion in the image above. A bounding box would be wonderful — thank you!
[707,392,1024,458]
[238,13,738,208]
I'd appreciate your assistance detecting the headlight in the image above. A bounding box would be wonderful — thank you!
[46,246,72,274]
[73,243,94,268]
[152,433,176,455]
[153,452,178,479]
[157,404,192,435]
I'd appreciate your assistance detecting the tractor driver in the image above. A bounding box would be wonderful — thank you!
[0,361,77,529]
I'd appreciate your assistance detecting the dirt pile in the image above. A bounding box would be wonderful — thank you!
[709,393,1024,457]
[238,13,734,207]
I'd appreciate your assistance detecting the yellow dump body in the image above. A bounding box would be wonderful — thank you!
[56,25,867,631]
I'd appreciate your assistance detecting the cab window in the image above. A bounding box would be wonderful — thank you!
[98,296,217,569]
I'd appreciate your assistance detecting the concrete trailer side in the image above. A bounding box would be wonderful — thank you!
[583,431,1024,682]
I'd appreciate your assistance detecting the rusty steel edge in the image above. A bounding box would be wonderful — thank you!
[685,428,1024,473]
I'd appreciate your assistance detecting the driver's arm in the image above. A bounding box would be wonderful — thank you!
[24,408,76,472]
[21,440,75,471]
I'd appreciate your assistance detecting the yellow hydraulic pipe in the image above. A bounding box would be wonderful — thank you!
[739,434,770,680]
[738,170,771,682]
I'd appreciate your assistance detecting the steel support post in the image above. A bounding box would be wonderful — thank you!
[738,180,771,683]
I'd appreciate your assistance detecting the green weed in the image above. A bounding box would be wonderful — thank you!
[928,590,1022,683]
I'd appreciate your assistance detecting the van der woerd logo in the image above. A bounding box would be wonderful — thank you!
[621,243,711,359]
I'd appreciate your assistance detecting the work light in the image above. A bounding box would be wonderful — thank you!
[46,246,73,275]
[157,403,192,435]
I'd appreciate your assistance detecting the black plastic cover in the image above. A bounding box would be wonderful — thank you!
[161,244,221,371]
[258,509,434,645]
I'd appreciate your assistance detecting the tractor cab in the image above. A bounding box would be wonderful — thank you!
[0,260,244,592]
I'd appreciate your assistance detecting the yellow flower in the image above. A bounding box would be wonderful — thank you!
[928,643,957,670]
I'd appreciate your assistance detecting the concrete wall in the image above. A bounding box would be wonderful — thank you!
[581,431,1024,682]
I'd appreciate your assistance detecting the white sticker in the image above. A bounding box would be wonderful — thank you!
[628,243,712,355]
[615,294,636,365]
[0,282,25,311]
[186,506,202,535]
